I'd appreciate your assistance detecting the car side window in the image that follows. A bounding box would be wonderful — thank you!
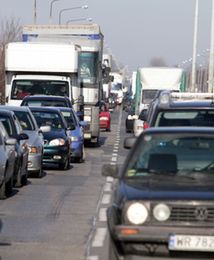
[0,117,14,137]
[14,116,23,134]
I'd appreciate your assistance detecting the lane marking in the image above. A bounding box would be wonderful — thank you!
[111,157,117,162]
[106,176,114,182]
[99,207,107,222]
[92,228,107,247]
[102,194,111,204]
[87,256,99,260]
[104,182,112,192]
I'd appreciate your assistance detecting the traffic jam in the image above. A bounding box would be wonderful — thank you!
[1,22,214,260]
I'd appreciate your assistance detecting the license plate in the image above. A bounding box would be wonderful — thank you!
[169,235,214,252]
[84,133,91,139]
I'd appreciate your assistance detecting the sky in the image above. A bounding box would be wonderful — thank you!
[0,0,212,72]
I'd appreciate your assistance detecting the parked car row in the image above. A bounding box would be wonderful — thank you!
[0,93,115,199]
[105,91,214,259]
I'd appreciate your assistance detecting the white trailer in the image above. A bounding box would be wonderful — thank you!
[22,24,104,144]
[5,41,79,109]
[110,72,124,105]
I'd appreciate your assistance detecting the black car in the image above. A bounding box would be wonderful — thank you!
[146,91,214,128]
[0,110,29,187]
[21,95,73,108]
[102,127,214,259]
[29,107,70,170]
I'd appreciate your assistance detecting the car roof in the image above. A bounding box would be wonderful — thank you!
[0,105,31,112]
[0,109,15,116]
[163,100,214,109]
[142,126,214,135]
[29,106,62,113]
[22,95,70,101]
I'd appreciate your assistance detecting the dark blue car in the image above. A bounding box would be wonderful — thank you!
[58,107,86,163]
[29,107,71,170]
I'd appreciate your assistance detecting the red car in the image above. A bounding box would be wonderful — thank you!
[99,101,111,131]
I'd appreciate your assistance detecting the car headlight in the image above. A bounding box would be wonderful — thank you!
[70,136,79,142]
[28,146,40,153]
[153,203,171,221]
[126,202,148,225]
[49,138,65,146]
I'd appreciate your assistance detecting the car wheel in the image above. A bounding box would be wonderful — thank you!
[14,164,22,187]
[37,158,43,178]
[108,235,121,260]
[106,127,111,132]
[0,180,6,199]
[59,155,70,170]
[6,175,13,196]
[76,146,85,163]
[21,173,28,186]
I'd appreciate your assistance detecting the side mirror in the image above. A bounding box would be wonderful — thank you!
[79,121,88,127]
[124,137,136,149]
[17,133,29,141]
[139,110,147,121]
[5,138,17,145]
[40,125,51,133]
[102,164,119,178]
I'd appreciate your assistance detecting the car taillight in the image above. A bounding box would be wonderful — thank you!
[143,121,149,130]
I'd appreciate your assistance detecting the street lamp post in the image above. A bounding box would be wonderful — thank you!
[208,0,214,92]
[66,17,92,25]
[191,0,199,92]
[49,0,60,24]
[33,0,37,24]
[58,5,88,25]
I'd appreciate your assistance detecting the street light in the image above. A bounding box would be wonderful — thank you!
[66,17,92,25]
[191,0,199,92]
[49,0,60,24]
[33,0,37,24]
[58,5,88,25]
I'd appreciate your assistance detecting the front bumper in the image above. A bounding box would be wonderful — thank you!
[70,141,83,158]
[28,153,42,172]
[43,146,69,165]
[111,224,214,255]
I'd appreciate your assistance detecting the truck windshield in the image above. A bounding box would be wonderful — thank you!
[142,89,158,104]
[79,52,98,84]
[11,80,69,100]
[111,83,122,91]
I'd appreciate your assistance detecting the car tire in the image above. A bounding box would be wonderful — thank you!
[108,235,121,260]
[21,173,28,186]
[59,155,70,170]
[6,175,13,196]
[14,164,22,187]
[76,146,85,163]
[37,159,43,178]
[0,180,6,199]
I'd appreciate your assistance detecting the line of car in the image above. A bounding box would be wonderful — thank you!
[104,91,214,259]
[0,94,113,199]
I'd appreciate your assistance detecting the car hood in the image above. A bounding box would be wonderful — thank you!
[121,177,214,201]
[42,129,67,141]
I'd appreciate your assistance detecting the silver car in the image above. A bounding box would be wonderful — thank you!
[0,122,17,199]
[1,106,44,177]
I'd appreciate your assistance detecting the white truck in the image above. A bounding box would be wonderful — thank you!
[132,67,187,136]
[110,72,124,105]
[102,53,112,100]
[5,41,80,110]
[22,24,104,144]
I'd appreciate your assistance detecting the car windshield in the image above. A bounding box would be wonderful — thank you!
[125,133,214,179]
[61,111,77,128]
[155,110,214,127]
[11,80,69,100]
[13,111,35,131]
[32,111,64,130]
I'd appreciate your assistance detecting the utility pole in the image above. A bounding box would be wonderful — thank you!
[208,0,214,92]
[33,0,37,24]
[191,0,199,92]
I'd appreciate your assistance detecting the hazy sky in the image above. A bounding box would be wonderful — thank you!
[0,0,212,72]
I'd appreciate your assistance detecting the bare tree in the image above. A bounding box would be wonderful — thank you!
[0,17,21,101]
[149,57,168,67]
